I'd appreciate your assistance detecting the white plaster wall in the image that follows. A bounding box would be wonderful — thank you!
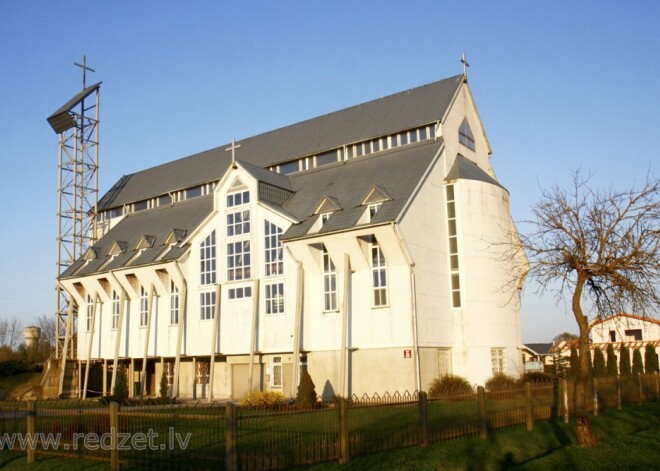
[591,316,660,343]
[457,179,523,384]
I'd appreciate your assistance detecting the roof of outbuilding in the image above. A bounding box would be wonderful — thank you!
[98,75,464,211]
[60,195,214,279]
[523,343,554,355]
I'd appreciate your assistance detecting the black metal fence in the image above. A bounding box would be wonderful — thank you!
[0,373,658,470]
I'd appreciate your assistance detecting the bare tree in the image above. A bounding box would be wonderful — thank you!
[511,171,659,446]
[0,316,23,350]
[552,332,578,345]
[35,315,56,348]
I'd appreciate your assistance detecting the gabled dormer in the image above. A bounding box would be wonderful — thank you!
[307,196,341,234]
[163,229,187,246]
[83,246,101,261]
[108,241,128,256]
[135,235,156,251]
[358,186,391,224]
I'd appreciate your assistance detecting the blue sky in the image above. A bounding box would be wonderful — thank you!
[0,1,658,342]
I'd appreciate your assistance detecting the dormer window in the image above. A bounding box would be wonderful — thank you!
[163,229,186,246]
[83,247,100,261]
[135,235,156,251]
[368,204,381,222]
[108,241,128,256]
[360,186,390,224]
[459,118,475,151]
[320,212,331,226]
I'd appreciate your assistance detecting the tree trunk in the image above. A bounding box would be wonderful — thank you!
[572,276,598,447]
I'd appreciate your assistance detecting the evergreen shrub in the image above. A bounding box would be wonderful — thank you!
[428,374,473,397]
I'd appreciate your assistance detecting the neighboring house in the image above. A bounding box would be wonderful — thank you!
[58,73,525,400]
[521,343,554,373]
[553,313,660,372]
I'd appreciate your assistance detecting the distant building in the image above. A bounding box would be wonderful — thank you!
[521,343,553,373]
[58,73,525,399]
[553,313,660,372]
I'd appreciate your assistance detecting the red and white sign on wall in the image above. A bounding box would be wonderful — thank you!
[403,349,412,359]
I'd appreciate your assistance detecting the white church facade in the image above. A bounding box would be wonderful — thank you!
[58,74,524,400]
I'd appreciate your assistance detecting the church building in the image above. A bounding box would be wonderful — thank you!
[58,73,524,399]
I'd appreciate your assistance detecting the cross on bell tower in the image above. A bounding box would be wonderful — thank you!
[460,52,470,80]
[226,138,241,168]
[74,55,95,89]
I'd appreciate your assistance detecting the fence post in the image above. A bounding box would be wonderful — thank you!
[593,377,599,416]
[561,379,569,424]
[26,400,36,464]
[419,391,429,446]
[339,398,350,464]
[525,382,533,431]
[477,386,487,439]
[616,376,622,410]
[226,403,238,471]
[638,374,643,405]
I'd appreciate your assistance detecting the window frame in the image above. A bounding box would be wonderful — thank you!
[265,282,285,315]
[264,221,284,277]
[200,290,216,321]
[139,286,149,327]
[170,281,179,325]
[112,291,119,330]
[86,295,94,332]
[200,231,217,285]
[370,240,388,307]
[322,246,338,312]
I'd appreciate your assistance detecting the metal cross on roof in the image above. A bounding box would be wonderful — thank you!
[74,55,95,89]
[460,52,469,79]
[226,138,241,165]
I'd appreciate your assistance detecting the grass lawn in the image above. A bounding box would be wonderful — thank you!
[1,402,657,470]
[298,402,660,471]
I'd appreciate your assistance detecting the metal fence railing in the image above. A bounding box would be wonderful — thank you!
[0,373,657,470]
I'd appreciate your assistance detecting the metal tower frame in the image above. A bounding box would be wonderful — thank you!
[47,57,101,373]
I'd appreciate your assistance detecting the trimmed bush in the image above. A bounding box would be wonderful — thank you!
[159,369,169,401]
[593,347,607,378]
[632,348,644,375]
[113,367,129,402]
[619,347,632,376]
[296,369,317,407]
[242,391,286,408]
[645,345,659,374]
[521,371,552,384]
[485,373,518,392]
[606,344,618,376]
[428,374,473,397]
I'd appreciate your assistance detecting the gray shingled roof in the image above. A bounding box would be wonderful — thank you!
[445,154,506,190]
[98,75,463,211]
[280,139,444,240]
[524,343,554,355]
[60,195,214,279]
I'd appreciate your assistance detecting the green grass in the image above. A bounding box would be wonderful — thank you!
[297,402,660,471]
[1,400,657,470]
